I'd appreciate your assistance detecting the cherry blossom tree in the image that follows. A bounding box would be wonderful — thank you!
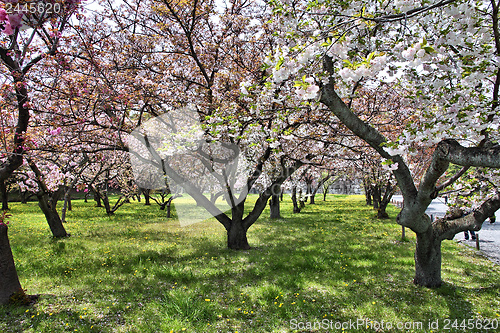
[249,0,500,287]
[0,0,82,304]
[100,0,324,249]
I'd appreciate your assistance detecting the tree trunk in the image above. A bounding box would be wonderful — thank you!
[0,181,8,211]
[306,180,313,203]
[20,191,28,204]
[363,179,372,206]
[142,189,151,206]
[298,189,305,209]
[310,193,315,204]
[372,185,380,210]
[377,182,396,219]
[291,186,300,213]
[227,221,250,250]
[0,224,23,304]
[377,204,389,219]
[37,193,68,238]
[377,201,390,219]
[414,227,442,288]
[365,189,372,206]
[166,202,172,218]
[269,194,281,219]
[94,191,102,207]
[27,161,68,238]
[61,188,72,223]
[101,193,113,216]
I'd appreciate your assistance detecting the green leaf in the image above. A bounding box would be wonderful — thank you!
[423,46,435,53]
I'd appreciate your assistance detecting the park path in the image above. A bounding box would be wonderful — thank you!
[392,195,500,265]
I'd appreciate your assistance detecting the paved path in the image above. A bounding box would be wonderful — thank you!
[392,195,500,265]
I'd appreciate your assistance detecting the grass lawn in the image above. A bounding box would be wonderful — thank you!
[1,195,499,332]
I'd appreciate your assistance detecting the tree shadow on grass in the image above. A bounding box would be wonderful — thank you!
[436,283,475,320]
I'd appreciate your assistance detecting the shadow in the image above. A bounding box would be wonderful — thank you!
[436,283,474,320]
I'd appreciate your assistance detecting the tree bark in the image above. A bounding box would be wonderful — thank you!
[142,188,151,205]
[366,191,372,206]
[414,227,442,288]
[37,193,68,238]
[0,224,23,304]
[269,193,281,219]
[363,179,372,206]
[298,189,305,209]
[377,182,397,219]
[61,187,73,223]
[166,201,173,218]
[101,193,113,215]
[0,181,8,211]
[28,160,68,238]
[227,220,250,250]
[372,185,380,210]
[94,191,102,207]
[306,179,313,204]
[291,186,301,213]
[377,202,390,219]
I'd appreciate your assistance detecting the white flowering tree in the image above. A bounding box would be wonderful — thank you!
[243,0,500,287]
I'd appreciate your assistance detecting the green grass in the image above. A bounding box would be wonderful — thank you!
[1,195,499,332]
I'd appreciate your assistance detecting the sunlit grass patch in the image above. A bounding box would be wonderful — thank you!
[1,195,499,332]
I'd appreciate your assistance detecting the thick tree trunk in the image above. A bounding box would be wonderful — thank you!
[227,221,250,250]
[377,201,390,219]
[269,194,281,219]
[0,224,23,304]
[414,227,442,288]
[0,181,8,211]
[310,193,316,204]
[37,194,68,238]
[101,193,113,216]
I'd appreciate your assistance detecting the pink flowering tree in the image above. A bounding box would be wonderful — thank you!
[0,0,82,304]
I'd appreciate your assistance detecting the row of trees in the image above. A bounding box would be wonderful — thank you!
[1,0,500,304]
